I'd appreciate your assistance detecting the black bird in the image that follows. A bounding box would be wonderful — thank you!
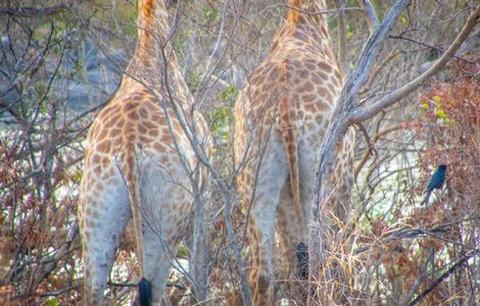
[423,164,447,205]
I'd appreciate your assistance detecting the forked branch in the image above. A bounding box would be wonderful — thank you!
[308,0,480,298]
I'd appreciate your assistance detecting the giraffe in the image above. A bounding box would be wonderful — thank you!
[78,0,209,304]
[234,0,355,304]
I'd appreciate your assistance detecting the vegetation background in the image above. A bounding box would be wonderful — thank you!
[0,0,479,305]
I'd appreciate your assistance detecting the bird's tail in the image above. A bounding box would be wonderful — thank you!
[139,277,152,306]
[422,190,432,205]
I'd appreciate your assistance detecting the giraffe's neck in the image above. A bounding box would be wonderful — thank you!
[122,0,194,111]
[288,0,327,18]
[287,0,329,39]
[126,0,173,80]
[277,0,335,60]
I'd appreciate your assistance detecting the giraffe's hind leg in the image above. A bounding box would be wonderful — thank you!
[141,225,174,305]
[276,185,309,303]
[79,170,130,305]
[276,184,307,279]
[246,132,288,306]
[139,160,193,305]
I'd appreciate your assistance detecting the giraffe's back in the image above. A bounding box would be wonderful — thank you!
[90,88,186,149]
[84,82,200,212]
[235,38,342,171]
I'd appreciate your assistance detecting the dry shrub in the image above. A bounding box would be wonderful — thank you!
[0,136,82,305]
[373,60,480,305]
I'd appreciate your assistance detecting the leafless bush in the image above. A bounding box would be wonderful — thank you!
[1,0,479,305]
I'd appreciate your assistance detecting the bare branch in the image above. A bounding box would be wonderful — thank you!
[357,0,379,31]
[388,34,476,63]
[349,0,411,99]
[0,5,67,17]
[312,0,411,211]
[285,5,363,16]
[308,0,410,294]
[335,0,348,73]
[408,248,480,306]
[350,5,480,123]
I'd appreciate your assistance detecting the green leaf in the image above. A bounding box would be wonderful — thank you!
[211,106,232,142]
[435,108,447,119]
[45,298,60,306]
[186,71,201,92]
[420,101,429,110]
[202,6,220,24]
[346,24,354,40]
[177,244,189,257]
[219,84,238,104]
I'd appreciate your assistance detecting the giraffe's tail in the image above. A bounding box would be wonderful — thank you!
[278,60,305,232]
[119,146,151,304]
[279,105,308,279]
[278,59,307,279]
[279,120,304,229]
[139,277,152,306]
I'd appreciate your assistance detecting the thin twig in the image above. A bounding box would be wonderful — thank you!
[335,0,348,73]
[389,34,476,64]
[351,5,480,122]
[0,5,67,17]
[408,249,480,306]
[356,0,379,31]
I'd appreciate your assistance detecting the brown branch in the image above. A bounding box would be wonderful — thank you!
[350,5,480,123]
[285,5,363,16]
[0,5,67,17]
[353,216,480,255]
[389,34,476,64]
[12,225,79,299]
[335,0,347,73]
[408,249,480,306]
[354,122,377,177]
[39,281,81,298]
